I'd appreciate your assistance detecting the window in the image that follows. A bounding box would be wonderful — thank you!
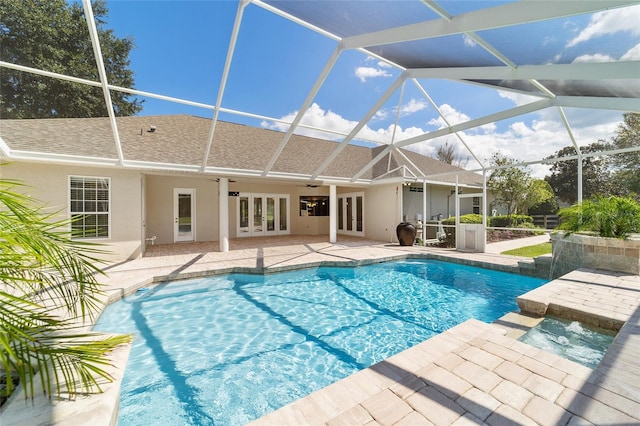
[299,196,329,216]
[69,176,110,238]
[473,196,481,214]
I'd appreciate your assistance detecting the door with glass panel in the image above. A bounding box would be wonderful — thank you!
[174,188,195,242]
[237,193,289,237]
[337,192,364,237]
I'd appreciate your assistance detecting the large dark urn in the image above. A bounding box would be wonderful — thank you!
[396,222,417,246]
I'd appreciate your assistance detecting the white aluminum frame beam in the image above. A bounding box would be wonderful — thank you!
[202,0,249,170]
[420,145,640,182]
[82,0,124,165]
[394,98,554,149]
[554,96,640,112]
[311,71,408,180]
[557,107,583,202]
[0,136,11,157]
[409,61,640,81]
[343,0,636,49]
[350,98,553,182]
[411,79,485,168]
[262,43,344,177]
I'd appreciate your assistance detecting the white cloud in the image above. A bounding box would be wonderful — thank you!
[480,122,496,134]
[400,98,428,115]
[373,98,427,123]
[621,43,640,60]
[260,103,423,145]
[567,5,640,47]
[261,103,356,140]
[510,122,534,137]
[262,102,624,178]
[463,34,477,47]
[354,66,392,82]
[427,104,470,128]
[374,109,389,121]
[377,61,393,68]
[572,53,615,63]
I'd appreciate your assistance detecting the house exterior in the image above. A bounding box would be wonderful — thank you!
[0,115,486,262]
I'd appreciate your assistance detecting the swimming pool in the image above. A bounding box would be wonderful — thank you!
[94,259,546,425]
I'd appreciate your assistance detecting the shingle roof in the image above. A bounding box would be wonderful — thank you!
[0,115,482,185]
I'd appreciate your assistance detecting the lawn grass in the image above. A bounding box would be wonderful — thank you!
[501,242,552,257]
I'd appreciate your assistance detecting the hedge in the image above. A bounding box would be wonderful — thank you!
[489,214,533,228]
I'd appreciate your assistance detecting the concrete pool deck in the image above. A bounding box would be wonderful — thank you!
[1,235,639,425]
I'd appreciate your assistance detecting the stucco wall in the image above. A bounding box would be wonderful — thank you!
[145,175,218,245]
[1,162,143,261]
[402,184,482,223]
[365,184,401,243]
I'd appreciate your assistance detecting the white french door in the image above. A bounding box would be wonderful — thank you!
[337,192,364,237]
[237,193,289,237]
[174,188,195,242]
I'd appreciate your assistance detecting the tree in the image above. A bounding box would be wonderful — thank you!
[0,178,130,403]
[435,142,469,168]
[487,153,553,215]
[609,112,640,198]
[488,153,529,215]
[544,141,613,204]
[521,179,556,215]
[0,0,142,118]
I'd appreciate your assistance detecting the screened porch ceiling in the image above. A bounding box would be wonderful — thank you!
[1,0,639,185]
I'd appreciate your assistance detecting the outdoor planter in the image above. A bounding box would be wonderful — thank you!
[550,232,640,278]
[396,222,417,246]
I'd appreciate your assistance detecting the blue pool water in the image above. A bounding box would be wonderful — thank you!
[94,259,546,425]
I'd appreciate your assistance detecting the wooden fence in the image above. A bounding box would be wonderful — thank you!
[530,214,559,229]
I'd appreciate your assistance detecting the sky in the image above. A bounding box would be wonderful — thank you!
[98,0,640,178]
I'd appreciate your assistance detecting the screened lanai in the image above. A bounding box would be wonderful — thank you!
[1,0,639,251]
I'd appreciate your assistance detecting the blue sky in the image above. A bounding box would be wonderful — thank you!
[101,1,640,176]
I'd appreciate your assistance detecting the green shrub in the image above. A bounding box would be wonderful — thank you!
[557,195,640,239]
[441,214,484,226]
[489,214,533,228]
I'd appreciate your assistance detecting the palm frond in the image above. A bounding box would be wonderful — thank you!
[1,178,132,401]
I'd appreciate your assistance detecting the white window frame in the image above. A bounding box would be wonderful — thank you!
[69,175,111,239]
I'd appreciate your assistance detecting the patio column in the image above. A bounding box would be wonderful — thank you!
[329,184,337,243]
[482,169,487,253]
[422,179,427,244]
[219,177,229,252]
[455,175,460,248]
[578,153,583,203]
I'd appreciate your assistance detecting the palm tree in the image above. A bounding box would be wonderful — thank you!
[0,178,130,404]
[558,195,640,239]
